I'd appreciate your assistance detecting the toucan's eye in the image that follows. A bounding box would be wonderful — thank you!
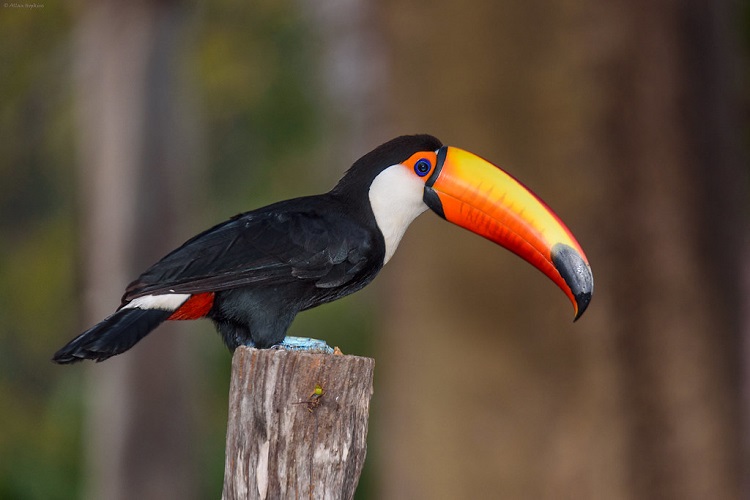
[414,158,432,177]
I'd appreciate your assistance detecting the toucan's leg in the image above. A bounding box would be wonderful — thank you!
[271,336,334,354]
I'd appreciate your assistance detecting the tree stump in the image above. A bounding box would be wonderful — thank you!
[222,346,375,500]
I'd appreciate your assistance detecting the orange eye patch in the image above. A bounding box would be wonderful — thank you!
[402,151,438,179]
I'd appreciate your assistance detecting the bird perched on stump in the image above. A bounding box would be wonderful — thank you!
[53,134,593,364]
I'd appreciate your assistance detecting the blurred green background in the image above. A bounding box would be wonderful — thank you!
[1,0,748,499]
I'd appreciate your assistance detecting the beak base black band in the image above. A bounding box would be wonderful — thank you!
[423,146,447,218]
[426,146,447,188]
[423,187,445,219]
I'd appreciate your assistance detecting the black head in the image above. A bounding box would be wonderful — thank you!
[331,134,443,199]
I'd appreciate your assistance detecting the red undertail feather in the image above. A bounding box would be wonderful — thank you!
[168,292,215,320]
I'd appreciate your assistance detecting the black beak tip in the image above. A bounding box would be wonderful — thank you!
[551,243,594,321]
[573,291,593,322]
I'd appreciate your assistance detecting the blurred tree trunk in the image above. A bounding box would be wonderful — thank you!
[299,0,388,182]
[589,0,745,497]
[73,0,201,499]
[376,0,745,499]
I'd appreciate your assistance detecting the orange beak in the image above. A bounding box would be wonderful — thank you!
[423,146,593,319]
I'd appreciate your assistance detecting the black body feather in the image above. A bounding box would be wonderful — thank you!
[126,195,386,348]
[52,308,173,363]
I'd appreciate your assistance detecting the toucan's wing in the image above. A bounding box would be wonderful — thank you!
[122,198,380,302]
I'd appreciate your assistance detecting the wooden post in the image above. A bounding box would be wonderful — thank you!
[222,346,375,500]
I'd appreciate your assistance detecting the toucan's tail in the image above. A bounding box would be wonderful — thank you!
[52,308,172,364]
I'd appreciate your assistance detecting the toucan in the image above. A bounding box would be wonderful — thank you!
[53,135,593,364]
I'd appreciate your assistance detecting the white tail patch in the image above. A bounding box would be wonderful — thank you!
[123,293,190,311]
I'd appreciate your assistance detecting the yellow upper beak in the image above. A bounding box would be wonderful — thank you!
[422,146,593,319]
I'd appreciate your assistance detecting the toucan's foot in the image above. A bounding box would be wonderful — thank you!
[271,336,334,354]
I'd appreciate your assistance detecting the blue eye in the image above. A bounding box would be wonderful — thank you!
[414,158,432,177]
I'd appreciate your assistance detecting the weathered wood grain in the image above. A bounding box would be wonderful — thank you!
[222,346,374,500]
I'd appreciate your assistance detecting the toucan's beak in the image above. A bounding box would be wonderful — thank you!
[423,146,593,320]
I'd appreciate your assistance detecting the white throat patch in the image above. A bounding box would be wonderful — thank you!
[368,164,429,264]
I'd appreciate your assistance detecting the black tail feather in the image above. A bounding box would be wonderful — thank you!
[52,308,173,364]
